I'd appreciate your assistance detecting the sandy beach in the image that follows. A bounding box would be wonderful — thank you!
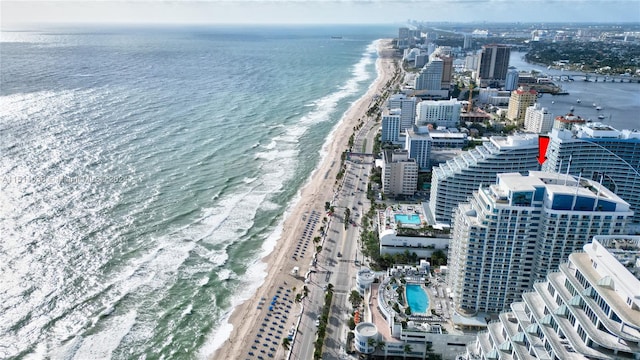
[211,39,398,360]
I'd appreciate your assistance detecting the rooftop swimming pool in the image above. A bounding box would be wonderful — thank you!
[405,284,429,313]
[394,214,421,225]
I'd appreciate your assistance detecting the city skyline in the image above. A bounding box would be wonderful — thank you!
[2,0,639,28]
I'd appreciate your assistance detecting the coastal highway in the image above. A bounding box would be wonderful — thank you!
[293,159,369,360]
[293,116,379,359]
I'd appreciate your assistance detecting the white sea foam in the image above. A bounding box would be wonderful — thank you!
[66,310,138,359]
[199,39,380,359]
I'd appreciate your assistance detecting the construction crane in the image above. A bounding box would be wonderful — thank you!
[467,83,475,113]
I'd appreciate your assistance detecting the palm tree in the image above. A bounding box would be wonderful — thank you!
[366,337,377,358]
[403,343,413,359]
[348,290,363,308]
[281,337,291,350]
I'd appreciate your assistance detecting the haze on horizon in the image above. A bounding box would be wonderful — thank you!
[2,0,639,28]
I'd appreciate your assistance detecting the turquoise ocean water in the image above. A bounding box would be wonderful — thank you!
[0,25,395,359]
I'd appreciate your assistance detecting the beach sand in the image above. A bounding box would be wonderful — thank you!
[210,39,398,360]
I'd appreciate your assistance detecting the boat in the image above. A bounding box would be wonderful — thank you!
[593,103,597,107]
[570,106,575,112]
[576,99,581,103]
[596,106,602,111]
[598,114,605,119]
[330,36,343,39]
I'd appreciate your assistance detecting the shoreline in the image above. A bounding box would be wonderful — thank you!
[209,38,397,360]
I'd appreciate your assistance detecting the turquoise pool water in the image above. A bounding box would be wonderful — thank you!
[406,284,429,313]
[394,214,421,225]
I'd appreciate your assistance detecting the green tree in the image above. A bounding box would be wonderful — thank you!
[281,337,291,350]
[349,290,363,308]
[403,343,413,359]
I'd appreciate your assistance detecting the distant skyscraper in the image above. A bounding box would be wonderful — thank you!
[398,27,410,49]
[505,67,519,91]
[382,149,418,196]
[543,124,640,224]
[463,34,472,49]
[387,93,417,133]
[429,134,539,225]
[524,103,553,133]
[448,172,632,314]
[476,44,511,87]
[414,58,443,91]
[466,235,640,360]
[415,98,461,128]
[405,126,432,171]
[507,86,537,123]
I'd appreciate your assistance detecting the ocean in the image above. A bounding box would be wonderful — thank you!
[0,25,395,359]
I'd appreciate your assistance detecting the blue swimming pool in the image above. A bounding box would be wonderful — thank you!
[394,214,421,225]
[406,284,429,313]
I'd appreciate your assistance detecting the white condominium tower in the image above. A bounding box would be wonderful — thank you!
[524,103,553,134]
[467,236,640,360]
[415,98,462,128]
[429,134,539,225]
[387,93,417,133]
[382,149,418,196]
[414,57,443,91]
[448,172,632,314]
[542,124,640,224]
[405,125,432,171]
[381,110,401,144]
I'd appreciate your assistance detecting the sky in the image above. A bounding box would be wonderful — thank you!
[1,0,639,28]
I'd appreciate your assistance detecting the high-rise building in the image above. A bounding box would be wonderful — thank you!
[507,86,538,123]
[476,44,511,87]
[543,124,640,224]
[463,34,472,49]
[398,27,410,49]
[415,98,461,128]
[381,111,401,144]
[505,67,519,91]
[382,149,418,196]
[388,93,417,133]
[524,103,553,134]
[414,58,443,91]
[429,134,539,225]
[437,54,454,90]
[405,126,433,171]
[448,172,632,314]
[466,235,640,360]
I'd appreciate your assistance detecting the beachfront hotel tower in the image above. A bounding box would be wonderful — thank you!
[448,172,632,315]
[405,125,433,171]
[381,110,402,144]
[429,134,539,225]
[476,44,511,87]
[524,103,553,134]
[388,93,417,133]
[542,124,640,225]
[415,98,462,129]
[382,149,418,196]
[466,236,640,360]
[415,58,444,91]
